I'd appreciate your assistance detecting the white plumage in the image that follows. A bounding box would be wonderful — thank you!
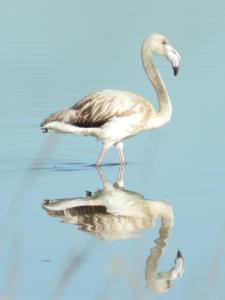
[40,33,181,165]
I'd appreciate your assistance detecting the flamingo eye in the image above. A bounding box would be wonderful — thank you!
[162,40,167,45]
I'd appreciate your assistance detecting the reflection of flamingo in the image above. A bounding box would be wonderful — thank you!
[40,33,180,165]
[42,166,184,293]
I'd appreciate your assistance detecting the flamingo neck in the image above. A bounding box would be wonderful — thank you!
[141,41,172,129]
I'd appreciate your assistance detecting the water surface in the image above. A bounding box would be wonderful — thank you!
[1,0,225,299]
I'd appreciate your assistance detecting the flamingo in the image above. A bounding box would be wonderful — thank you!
[40,33,181,165]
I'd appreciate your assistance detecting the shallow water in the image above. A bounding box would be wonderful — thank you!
[1,0,225,299]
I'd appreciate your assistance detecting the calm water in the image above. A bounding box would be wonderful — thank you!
[1,0,225,299]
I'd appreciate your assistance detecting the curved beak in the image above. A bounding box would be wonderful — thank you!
[166,45,181,76]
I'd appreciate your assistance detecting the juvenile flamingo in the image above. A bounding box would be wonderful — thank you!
[40,33,181,165]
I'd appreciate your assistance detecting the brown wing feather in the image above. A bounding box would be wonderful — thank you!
[70,90,153,128]
[40,110,69,127]
[41,89,154,130]
[71,93,110,127]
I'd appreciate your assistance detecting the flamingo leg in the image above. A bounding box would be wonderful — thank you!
[96,143,111,166]
[115,142,126,165]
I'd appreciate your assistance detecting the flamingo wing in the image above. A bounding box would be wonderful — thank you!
[70,89,154,128]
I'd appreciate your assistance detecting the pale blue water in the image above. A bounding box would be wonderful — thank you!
[1,0,225,299]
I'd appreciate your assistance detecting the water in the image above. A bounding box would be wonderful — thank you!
[1,0,225,299]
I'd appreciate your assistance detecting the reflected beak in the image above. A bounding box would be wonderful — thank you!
[170,250,184,279]
[166,45,181,76]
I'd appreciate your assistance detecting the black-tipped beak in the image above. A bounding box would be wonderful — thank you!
[173,66,179,76]
[166,45,181,77]
[177,249,183,258]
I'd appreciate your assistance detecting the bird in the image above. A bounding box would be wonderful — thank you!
[40,33,181,165]
[42,166,184,293]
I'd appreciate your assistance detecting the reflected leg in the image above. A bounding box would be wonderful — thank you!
[96,165,108,185]
[115,164,125,188]
[115,142,126,165]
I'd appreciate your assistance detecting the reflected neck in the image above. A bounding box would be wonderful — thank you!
[148,201,174,228]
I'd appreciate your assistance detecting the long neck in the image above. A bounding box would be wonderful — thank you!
[141,41,172,128]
